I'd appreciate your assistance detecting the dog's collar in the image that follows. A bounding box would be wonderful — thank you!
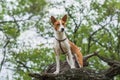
[55,37,67,54]
[55,37,67,42]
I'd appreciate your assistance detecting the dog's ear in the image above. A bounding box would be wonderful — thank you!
[51,16,56,25]
[62,15,67,22]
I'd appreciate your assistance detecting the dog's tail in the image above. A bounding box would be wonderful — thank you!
[69,41,83,67]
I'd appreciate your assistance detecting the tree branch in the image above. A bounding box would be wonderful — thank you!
[28,52,120,80]
[16,60,31,72]
[87,21,112,54]
[0,36,10,72]
[29,68,111,80]
[0,15,34,24]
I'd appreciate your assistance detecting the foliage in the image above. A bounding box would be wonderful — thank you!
[0,0,120,80]
[11,47,54,80]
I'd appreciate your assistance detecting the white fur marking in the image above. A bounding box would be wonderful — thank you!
[58,20,64,32]
[67,50,75,68]
[54,54,60,74]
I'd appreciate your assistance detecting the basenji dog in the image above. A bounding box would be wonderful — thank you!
[51,15,83,74]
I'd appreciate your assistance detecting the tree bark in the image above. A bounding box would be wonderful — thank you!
[29,52,120,80]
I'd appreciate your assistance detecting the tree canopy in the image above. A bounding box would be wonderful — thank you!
[0,0,120,80]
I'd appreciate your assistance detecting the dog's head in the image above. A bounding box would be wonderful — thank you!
[51,15,67,32]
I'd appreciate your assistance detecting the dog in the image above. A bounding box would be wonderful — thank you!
[51,15,83,74]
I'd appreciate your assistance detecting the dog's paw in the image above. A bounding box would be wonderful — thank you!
[53,71,59,74]
[71,65,75,69]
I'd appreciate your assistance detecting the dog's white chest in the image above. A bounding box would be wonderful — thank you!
[54,39,70,54]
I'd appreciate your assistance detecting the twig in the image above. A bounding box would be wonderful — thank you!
[0,20,27,24]
[87,21,112,54]
[0,14,34,24]
[16,60,31,72]
[0,36,10,72]
[11,15,21,33]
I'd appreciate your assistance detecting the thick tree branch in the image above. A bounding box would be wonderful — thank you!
[29,52,120,80]
[96,54,120,78]
[29,68,111,80]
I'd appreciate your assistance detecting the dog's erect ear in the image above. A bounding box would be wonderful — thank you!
[51,16,56,25]
[62,15,67,22]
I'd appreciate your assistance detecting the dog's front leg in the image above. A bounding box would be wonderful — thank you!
[67,50,75,68]
[66,55,70,66]
[54,53,60,74]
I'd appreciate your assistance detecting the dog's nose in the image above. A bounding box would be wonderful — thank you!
[61,28,64,32]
